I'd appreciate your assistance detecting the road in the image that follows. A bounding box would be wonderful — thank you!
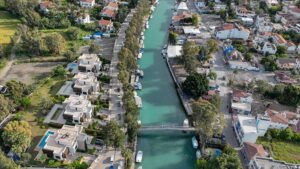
[109,9,136,124]
[0,36,20,82]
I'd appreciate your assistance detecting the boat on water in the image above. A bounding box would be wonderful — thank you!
[136,69,144,78]
[136,151,143,163]
[146,24,149,29]
[183,119,189,127]
[134,82,142,90]
[138,53,142,59]
[196,150,202,159]
[192,136,198,149]
[150,15,153,19]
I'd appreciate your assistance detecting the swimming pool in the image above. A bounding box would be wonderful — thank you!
[67,63,78,70]
[38,131,54,149]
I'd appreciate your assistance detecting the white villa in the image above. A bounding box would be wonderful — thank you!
[79,0,95,8]
[42,125,88,160]
[62,95,93,124]
[78,54,102,73]
[216,23,250,40]
[73,72,99,95]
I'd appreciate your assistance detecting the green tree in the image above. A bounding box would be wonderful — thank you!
[182,73,209,98]
[64,50,76,62]
[2,120,32,154]
[67,157,88,169]
[0,95,12,121]
[102,121,125,149]
[18,25,42,56]
[0,150,20,169]
[6,80,30,101]
[207,39,218,54]
[88,43,101,54]
[182,41,199,73]
[122,148,133,169]
[18,97,31,109]
[192,14,200,27]
[52,65,67,77]
[44,33,66,54]
[276,45,287,57]
[192,99,219,138]
[208,70,217,80]
[219,10,227,21]
[169,31,177,45]
[66,27,81,40]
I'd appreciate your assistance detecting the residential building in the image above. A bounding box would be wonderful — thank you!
[275,12,300,26]
[100,8,117,18]
[79,0,95,8]
[250,156,300,169]
[78,54,102,73]
[73,72,99,95]
[276,58,300,70]
[231,89,253,115]
[100,2,118,18]
[177,2,188,13]
[228,61,259,72]
[256,41,277,55]
[216,23,250,40]
[98,19,114,32]
[172,11,192,25]
[39,1,54,13]
[242,142,268,168]
[236,6,256,18]
[283,5,300,18]
[255,16,273,33]
[274,71,297,84]
[272,33,297,53]
[76,13,91,24]
[105,2,118,11]
[265,0,279,8]
[62,95,93,124]
[234,115,259,144]
[42,125,88,160]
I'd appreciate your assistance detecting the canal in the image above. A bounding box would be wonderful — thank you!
[136,0,196,168]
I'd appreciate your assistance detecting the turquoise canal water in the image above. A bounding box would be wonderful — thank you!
[136,0,196,168]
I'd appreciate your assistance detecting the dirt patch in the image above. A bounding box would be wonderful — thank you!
[0,62,64,84]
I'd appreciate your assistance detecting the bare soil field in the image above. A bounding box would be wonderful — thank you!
[0,62,63,84]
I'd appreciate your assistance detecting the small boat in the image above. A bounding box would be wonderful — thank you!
[141,35,144,40]
[136,69,144,78]
[138,53,142,59]
[183,119,189,127]
[192,136,198,149]
[150,15,153,19]
[163,44,168,49]
[196,150,202,159]
[136,151,143,163]
[145,24,149,29]
[134,82,142,90]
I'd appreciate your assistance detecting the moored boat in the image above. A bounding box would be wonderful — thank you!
[196,150,202,159]
[136,151,143,163]
[192,136,198,149]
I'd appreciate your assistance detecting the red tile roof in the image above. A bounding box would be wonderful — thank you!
[107,2,118,9]
[101,8,117,18]
[223,23,234,30]
[233,89,248,98]
[99,19,112,26]
[80,0,95,3]
[273,33,287,45]
[243,142,267,161]
[266,109,289,125]
[40,1,54,9]
[290,6,300,13]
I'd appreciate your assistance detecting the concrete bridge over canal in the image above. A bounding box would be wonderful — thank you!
[139,123,196,132]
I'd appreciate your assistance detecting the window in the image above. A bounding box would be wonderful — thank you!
[55,156,61,159]
[74,120,79,123]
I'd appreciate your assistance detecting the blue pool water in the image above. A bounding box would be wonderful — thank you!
[39,131,54,149]
[67,63,78,70]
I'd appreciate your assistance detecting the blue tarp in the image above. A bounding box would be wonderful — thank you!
[223,46,234,56]
[93,32,104,36]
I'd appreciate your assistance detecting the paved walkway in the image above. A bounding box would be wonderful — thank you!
[109,9,136,124]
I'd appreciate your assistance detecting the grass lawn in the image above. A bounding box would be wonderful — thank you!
[257,137,300,164]
[0,10,20,45]
[23,76,66,161]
